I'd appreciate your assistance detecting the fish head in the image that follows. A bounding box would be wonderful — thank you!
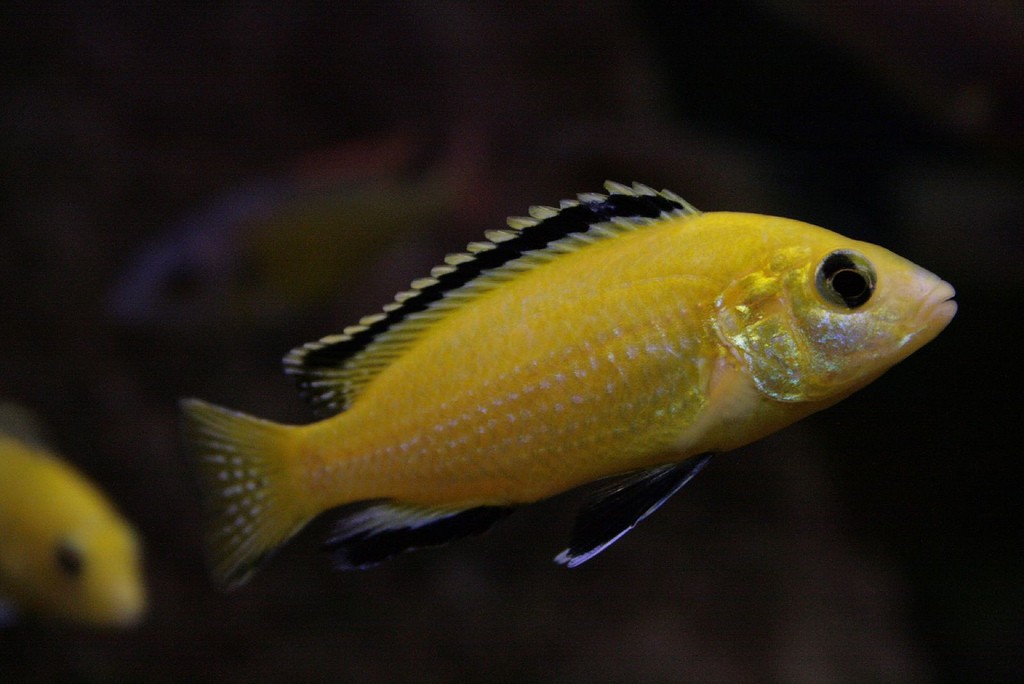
[106,227,249,326]
[52,516,147,627]
[20,491,148,627]
[106,181,289,327]
[714,218,956,404]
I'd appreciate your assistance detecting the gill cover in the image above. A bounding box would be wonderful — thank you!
[714,246,882,402]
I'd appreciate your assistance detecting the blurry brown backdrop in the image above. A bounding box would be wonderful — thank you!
[2,1,1021,681]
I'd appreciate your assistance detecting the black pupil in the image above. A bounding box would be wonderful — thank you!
[819,252,874,308]
[831,268,868,303]
[56,543,84,578]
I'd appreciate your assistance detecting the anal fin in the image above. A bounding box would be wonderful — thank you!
[555,454,712,568]
[325,502,515,569]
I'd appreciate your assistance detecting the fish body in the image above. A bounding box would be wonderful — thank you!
[0,431,145,626]
[184,182,956,589]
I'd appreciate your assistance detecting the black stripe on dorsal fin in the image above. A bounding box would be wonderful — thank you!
[283,181,698,417]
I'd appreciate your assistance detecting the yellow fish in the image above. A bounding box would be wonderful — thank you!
[0,420,146,626]
[183,182,956,589]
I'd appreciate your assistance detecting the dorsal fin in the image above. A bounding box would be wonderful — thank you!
[283,181,699,416]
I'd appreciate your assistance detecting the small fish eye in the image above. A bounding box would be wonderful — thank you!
[55,541,84,579]
[815,250,875,309]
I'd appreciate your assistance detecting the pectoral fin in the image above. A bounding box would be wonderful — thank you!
[555,454,712,568]
[325,502,516,569]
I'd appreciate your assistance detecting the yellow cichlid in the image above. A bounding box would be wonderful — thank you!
[0,423,146,627]
[183,182,956,590]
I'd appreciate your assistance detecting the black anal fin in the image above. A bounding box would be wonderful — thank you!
[325,503,515,569]
[555,454,712,568]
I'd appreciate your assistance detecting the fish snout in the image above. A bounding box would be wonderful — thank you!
[105,581,146,627]
[921,279,957,329]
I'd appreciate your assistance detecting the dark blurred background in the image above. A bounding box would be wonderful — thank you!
[1,1,1021,681]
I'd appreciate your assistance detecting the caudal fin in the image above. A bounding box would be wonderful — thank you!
[181,399,311,590]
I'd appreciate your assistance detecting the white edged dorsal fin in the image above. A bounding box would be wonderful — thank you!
[283,182,699,417]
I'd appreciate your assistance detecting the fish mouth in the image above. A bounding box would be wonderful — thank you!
[897,279,956,355]
[922,280,957,327]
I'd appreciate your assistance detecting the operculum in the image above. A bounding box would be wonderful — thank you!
[713,270,812,402]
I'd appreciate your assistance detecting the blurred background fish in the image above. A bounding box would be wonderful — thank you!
[108,130,489,326]
[0,403,146,628]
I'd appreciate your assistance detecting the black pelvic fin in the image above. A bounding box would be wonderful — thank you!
[555,454,712,568]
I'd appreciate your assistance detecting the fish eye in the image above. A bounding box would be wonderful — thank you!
[55,541,84,579]
[815,250,875,309]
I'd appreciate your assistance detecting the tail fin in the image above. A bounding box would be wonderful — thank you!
[181,399,311,590]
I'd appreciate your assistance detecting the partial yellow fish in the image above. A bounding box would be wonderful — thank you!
[183,182,956,589]
[0,418,145,626]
